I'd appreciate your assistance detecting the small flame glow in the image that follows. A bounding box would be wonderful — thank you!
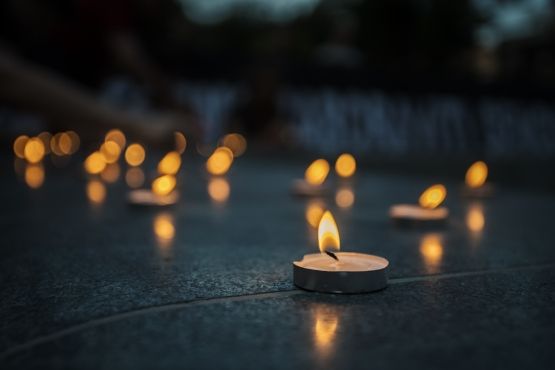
[318,211,340,253]
[206,147,234,175]
[465,161,488,188]
[305,159,330,186]
[125,143,146,167]
[152,175,176,196]
[418,184,446,209]
[157,151,181,175]
[335,153,356,178]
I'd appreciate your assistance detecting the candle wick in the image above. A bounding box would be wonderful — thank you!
[325,250,339,261]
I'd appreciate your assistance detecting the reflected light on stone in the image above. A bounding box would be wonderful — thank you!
[313,308,338,355]
[206,147,234,175]
[419,184,446,209]
[125,143,145,167]
[125,167,145,188]
[221,133,247,157]
[152,175,176,196]
[87,180,106,205]
[100,163,120,183]
[335,153,356,178]
[25,164,45,189]
[305,200,325,228]
[105,129,126,149]
[175,131,187,154]
[467,204,485,233]
[420,234,443,273]
[208,177,230,203]
[13,135,29,159]
[100,140,121,164]
[154,213,175,249]
[158,151,181,175]
[23,137,45,164]
[305,159,329,186]
[335,187,355,208]
[84,151,107,174]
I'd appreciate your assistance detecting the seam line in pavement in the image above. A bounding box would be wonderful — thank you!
[1,262,554,360]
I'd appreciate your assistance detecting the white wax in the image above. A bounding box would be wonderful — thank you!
[389,204,448,220]
[294,252,389,272]
[128,189,179,206]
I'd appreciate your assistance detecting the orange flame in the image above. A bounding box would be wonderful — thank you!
[206,147,234,175]
[418,184,446,209]
[152,175,176,196]
[318,211,340,253]
[335,153,356,178]
[465,161,488,188]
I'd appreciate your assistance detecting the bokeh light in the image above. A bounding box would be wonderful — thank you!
[467,204,485,233]
[158,151,181,175]
[465,161,488,188]
[13,135,29,159]
[335,153,356,178]
[420,234,443,273]
[105,129,126,149]
[24,164,45,189]
[208,177,230,203]
[335,187,355,208]
[58,132,73,155]
[175,131,187,154]
[86,180,106,205]
[314,308,338,354]
[152,175,177,196]
[84,151,107,174]
[125,143,146,167]
[100,140,121,164]
[305,200,325,228]
[125,167,145,188]
[24,137,46,164]
[37,132,52,154]
[221,133,247,157]
[206,147,234,175]
[100,163,120,183]
[305,159,330,186]
[418,184,446,209]
[154,213,175,249]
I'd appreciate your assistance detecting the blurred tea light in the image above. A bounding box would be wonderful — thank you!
[208,177,230,203]
[221,133,247,157]
[100,163,120,183]
[389,184,449,225]
[125,167,145,188]
[293,210,389,293]
[105,129,126,149]
[335,186,355,208]
[466,161,488,189]
[206,147,234,175]
[313,308,338,353]
[84,151,107,174]
[174,131,187,154]
[335,153,356,178]
[305,200,325,228]
[291,159,330,196]
[24,164,45,189]
[152,175,177,196]
[100,140,121,164]
[125,143,146,167]
[87,180,106,205]
[50,131,80,156]
[154,213,175,249]
[420,234,443,273]
[13,135,29,159]
[23,137,46,164]
[466,204,485,233]
[158,151,181,175]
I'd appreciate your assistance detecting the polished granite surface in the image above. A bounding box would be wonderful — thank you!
[1,152,554,369]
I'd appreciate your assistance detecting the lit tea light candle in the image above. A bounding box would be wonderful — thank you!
[293,211,389,293]
[389,184,448,226]
[127,175,179,207]
[291,159,330,197]
[462,161,493,197]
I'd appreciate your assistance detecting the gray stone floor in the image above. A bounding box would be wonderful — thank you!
[1,153,554,369]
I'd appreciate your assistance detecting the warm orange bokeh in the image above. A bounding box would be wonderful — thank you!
[418,184,446,209]
[335,153,356,178]
[305,159,330,186]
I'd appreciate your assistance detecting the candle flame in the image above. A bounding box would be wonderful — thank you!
[157,151,181,175]
[84,151,107,174]
[152,175,177,196]
[24,137,46,164]
[305,159,329,186]
[318,211,340,253]
[125,143,146,167]
[465,161,488,188]
[206,147,234,175]
[418,184,446,209]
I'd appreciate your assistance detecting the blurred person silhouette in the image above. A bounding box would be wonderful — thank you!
[0,0,202,142]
